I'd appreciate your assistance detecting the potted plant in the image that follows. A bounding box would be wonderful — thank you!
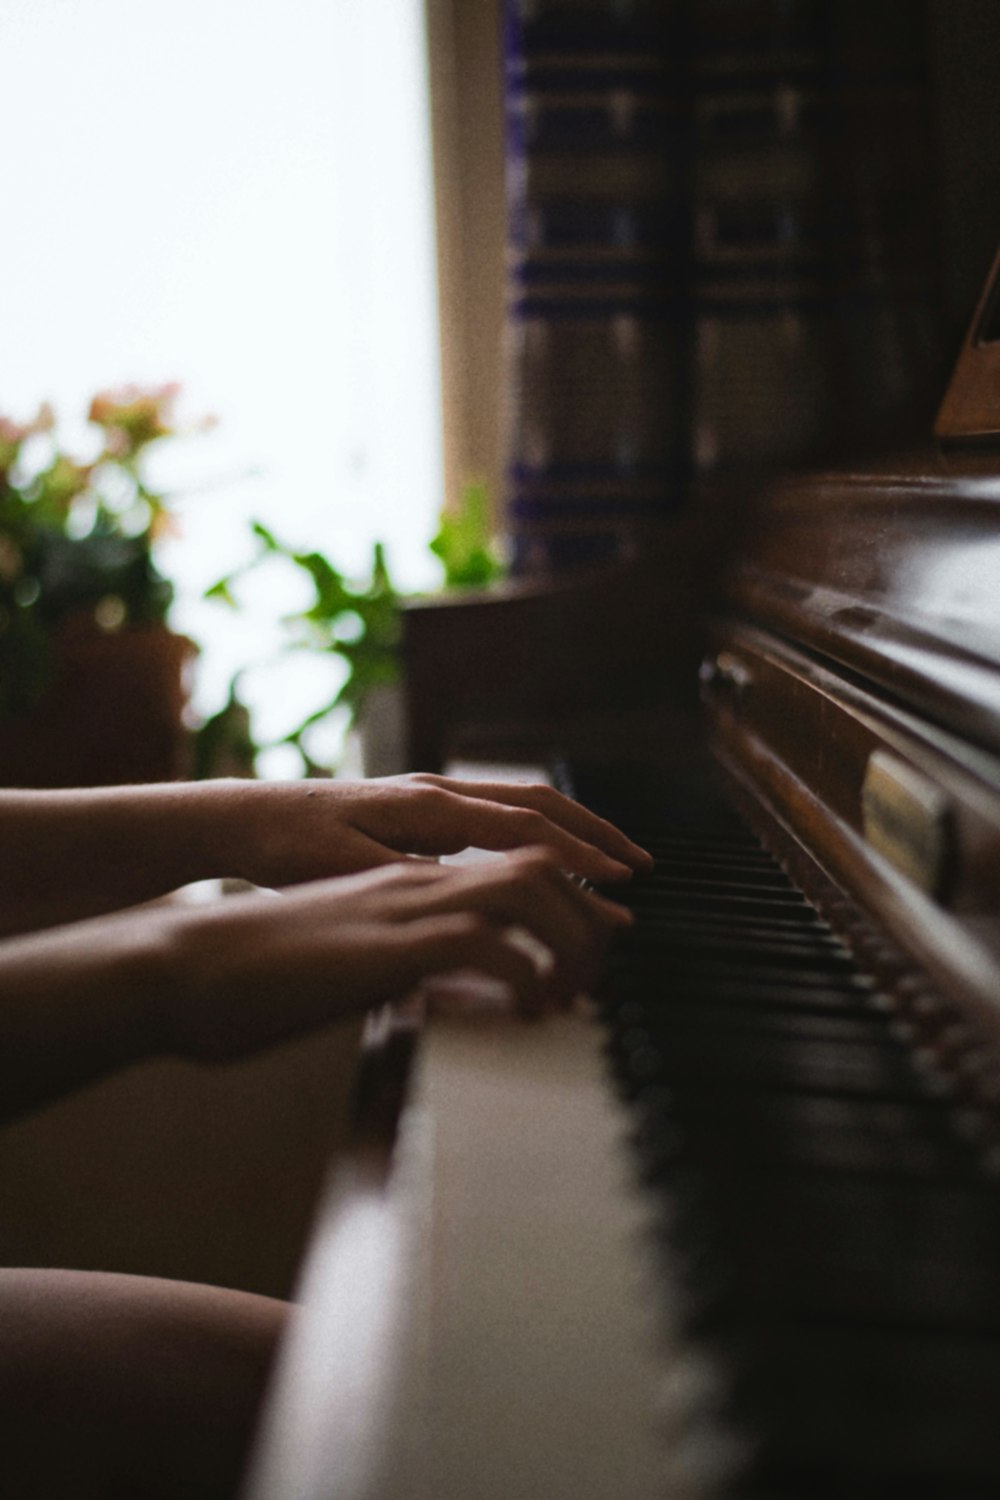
[202,481,503,776]
[0,385,201,786]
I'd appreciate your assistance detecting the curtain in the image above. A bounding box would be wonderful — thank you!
[502,0,943,572]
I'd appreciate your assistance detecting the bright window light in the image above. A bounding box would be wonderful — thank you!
[1,0,443,767]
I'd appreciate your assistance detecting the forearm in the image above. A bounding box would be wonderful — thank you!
[0,782,252,936]
[0,906,175,1121]
[0,890,346,1123]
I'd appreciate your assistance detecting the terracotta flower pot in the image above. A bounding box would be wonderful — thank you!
[0,619,196,788]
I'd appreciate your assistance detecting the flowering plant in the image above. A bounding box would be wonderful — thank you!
[0,384,197,718]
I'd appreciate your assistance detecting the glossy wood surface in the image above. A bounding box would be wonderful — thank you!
[702,446,1000,1084]
[403,555,705,773]
[705,621,1000,1060]
[720,458,1000,758]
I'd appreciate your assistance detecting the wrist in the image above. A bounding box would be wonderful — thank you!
[161,778,260,888]
[0,902,184,1118]
[95,903,185,1063]
[183,778,342,891]
[159,892,282,1061]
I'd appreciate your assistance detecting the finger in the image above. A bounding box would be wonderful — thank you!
[503,854,631,1001]
[390,851,627,1003]
[564,875,636,930]
[420,776,653,873]
[308,851,633,937]
[402,790,639,884]
[394,849,632,929]
[499,849,636,936]
[292,860,450,906]
[395,914,549,1018]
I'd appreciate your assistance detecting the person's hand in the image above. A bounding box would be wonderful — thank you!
[219,774,652,890]
[165,847,632,1062]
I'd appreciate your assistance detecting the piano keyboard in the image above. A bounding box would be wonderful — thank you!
[245,766,1000,1500]
[597,793,1000,1499]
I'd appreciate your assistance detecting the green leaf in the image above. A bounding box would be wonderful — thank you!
[290,550,354,619]
[370,539,397,597]
[251,520,280,551]
[203,577,236,605]
[191,683,258,779]
[430,481,503,588]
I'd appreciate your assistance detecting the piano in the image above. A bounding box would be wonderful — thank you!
[240,241,1000,1500]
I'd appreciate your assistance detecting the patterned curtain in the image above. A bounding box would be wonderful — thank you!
[502,0,943,573]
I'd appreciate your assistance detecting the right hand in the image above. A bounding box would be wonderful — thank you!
[213,772,653,890]
[165,848,632,1062]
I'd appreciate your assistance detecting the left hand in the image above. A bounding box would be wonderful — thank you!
[217,773,652,890]
[164,846,635,1061]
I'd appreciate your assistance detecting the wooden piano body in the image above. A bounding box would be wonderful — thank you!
[242,397,1000,1498]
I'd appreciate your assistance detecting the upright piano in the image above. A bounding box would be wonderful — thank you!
[242,265,1000,1499]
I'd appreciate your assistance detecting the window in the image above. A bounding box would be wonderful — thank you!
[2,0,442,770]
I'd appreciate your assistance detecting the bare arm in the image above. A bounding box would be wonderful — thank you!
[0,850,630,1122]
[0,782,231,937]
[0,774,650,936]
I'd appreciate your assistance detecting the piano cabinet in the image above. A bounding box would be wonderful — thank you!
[242,438,1000,1500]
[400,523,722,780]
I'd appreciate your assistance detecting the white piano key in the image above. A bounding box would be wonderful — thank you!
[243,1007,698,1500]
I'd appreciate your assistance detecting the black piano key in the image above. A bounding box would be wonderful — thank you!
[629,1089,977,1180]
[611,991,893,1038]
[632,1084,973,1150]
[606,970,881,1019]
[688,1174,1000,1329]
[623,1003,896,1047]
[578,776,1000,1497]
[648,1116,969,1183]
[637,864,804,887]
[614,1030,940,1103]
[629,1085,974,1225]
[626,896,823,928]
[724,1325,1000,1496]
[628,942,861,983]
[631,830,766,851]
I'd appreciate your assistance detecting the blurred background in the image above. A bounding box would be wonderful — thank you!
[1,0,444,773]
[5,0,1000,783]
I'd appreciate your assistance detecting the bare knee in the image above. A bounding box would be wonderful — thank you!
[0,1267,288,1499]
